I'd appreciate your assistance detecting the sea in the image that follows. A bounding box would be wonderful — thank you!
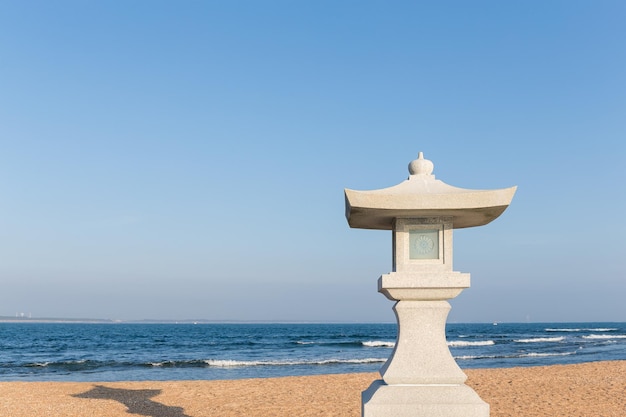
[1,322,625,382]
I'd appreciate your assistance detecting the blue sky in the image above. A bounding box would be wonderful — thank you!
[0,1,624,322]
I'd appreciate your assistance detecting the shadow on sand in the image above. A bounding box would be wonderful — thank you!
[73,385,192,417]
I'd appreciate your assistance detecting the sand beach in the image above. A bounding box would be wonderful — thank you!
[0,361,624,417]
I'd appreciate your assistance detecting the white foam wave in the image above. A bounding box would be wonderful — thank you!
[362,341,395,348]
[545,328,582,332]
[455,351,575,360]
[295,341,315,345]
[448,340,494,347]
[583,334,626,340]
[546,328,618,332]
[515,337,565,343]
[204,358,386,368]
[521,352,575,357]
[27,359,88,368]
[455,354,498,360]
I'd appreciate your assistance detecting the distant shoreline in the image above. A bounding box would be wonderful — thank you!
[1,317,623,325]
[0,317,396,324]
[0,317,116,324]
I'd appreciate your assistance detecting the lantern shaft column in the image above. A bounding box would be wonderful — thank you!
[361,273,489,417]
[381,300,466,385]
[377,270,471,385]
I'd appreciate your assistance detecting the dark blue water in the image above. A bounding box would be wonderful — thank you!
[0,322,625,381]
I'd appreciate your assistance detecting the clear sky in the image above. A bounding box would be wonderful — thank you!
[0,1,624,323]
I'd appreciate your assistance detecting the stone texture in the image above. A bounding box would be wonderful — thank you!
[378,272,469,301]
[379,301,467,385]
[344,153,516,230]
[363,381,489,417]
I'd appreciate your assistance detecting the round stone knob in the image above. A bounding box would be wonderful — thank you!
[408,152,434,176]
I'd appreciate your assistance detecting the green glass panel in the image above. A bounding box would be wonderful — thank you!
[409,229,439,259]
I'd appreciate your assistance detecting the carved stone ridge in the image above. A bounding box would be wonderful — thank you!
[396,217,452,225]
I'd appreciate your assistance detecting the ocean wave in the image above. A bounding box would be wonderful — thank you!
[455,351,576,360]
[362,341,395,348]
[25,359,89,368]
[362,339,497,348]
[515,337,565,343]
[294,340,372,347]
[23,356,388,371]
[145,360,207,368]
[447,340,494,347]
[203,358,386,368]
[26,362,51,367]
[582,334,626,340]
[545,328,582,332]
[546,328,618,332]
[521,352,576,358]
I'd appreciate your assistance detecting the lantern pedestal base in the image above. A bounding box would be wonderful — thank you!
[362,380,489,417]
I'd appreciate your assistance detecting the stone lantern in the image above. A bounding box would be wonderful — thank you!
[345,152,516,417]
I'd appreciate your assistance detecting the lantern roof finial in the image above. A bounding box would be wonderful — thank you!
[408,152,434,178]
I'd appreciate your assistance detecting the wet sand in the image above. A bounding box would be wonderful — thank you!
[0,361,624,416]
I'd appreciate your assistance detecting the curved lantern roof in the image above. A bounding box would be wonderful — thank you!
[345,152,517,230]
